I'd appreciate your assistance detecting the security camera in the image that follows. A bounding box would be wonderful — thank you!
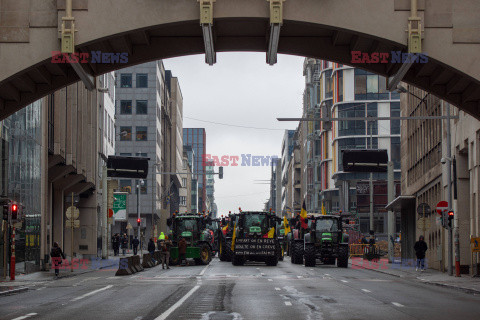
[441,157,447,164]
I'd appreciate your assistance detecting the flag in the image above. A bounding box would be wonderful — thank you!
[231,221,237,251]
[267,227,275,238]
[283,216,291,234]
[321,202,326,215]
[300,200,308,229]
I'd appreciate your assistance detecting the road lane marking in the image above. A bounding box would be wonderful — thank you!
[154,285,200,320]
[361,289,371,293]
[297,276,303,278]
[70,285,113,302]
[268,279,273,281]
[325,274,330,276]
[275,287,281,291]
[198,265,209,276]
[12,313,38,320]
[392,302,404,307]
[341,280,348,283]
[284,301,292,306]
[309,269,314,271]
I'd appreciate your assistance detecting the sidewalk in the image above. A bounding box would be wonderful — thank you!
[0,250,138,296]
[351,257,480,295]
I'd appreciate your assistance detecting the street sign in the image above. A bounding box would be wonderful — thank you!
[436,201,449,215]
[126,223,132,230]
[471,237,480,253]
[65,219,80,228]
[66,206,80,220]
[113,192,128,221]
[417,203,431,217]
[108,208,114,218]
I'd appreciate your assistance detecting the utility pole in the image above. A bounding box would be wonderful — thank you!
[102,166,108,259]
[387,161,395,263]
[369,120,374,235]
[445,101,453,276]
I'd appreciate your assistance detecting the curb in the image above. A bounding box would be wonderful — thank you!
[0,287,28,297]
[351,262,480,295]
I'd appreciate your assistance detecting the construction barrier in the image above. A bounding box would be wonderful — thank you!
[115,257,134,276]
[142,253,154,268]
[349,244,379,258]
[132,255,144,272]
[153,251,161,264]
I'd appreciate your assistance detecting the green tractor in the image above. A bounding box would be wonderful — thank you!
[218,213,238,262]
[167,213,214,265]
[303,215,349,268]
[231,211,282,266]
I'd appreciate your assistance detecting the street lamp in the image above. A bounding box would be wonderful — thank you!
[137,179,144,255]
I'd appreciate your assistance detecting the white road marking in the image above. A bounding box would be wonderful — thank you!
[325,274,330,276]
[261,273,265,276]
[199,265,209,276]
[12,313,38,320]
[284,301,292,306]
[268,279,273,281]
[392,302,404,307]
[134,317,143,320]
[361,289,371,293]
[36,287,46,291]
[107,276,122,279]
[275,287,281,291]
[256,268,260,270]
[309,269,314,271]
[341,280,348,283]
[297,275,303,278]
[154,285,200,320]
[70,285,113,302]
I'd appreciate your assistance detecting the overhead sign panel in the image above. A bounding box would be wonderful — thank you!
[342,149,388,172]
[113,192,128,221]
[107,156,149,179]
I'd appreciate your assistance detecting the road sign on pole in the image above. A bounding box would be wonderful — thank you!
[436,201,449,215]
[417,203,431,217]
[113,192,128,221]
[66,206,80,220]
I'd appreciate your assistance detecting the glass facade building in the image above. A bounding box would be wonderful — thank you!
[183,128,207,212]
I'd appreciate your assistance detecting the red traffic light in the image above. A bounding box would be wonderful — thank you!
[12,204,17,212]
[137,218,141,224]
[448,211,454,216]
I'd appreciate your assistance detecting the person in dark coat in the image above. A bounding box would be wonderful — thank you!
[132,236,140,255]
[178,236,187,266]
[414,235,428,271]
[148,237,157,264]
[121,234,128,255]
[112,234,120,256]
[50,242,66,278]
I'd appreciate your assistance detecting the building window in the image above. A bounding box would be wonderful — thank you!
[391,137,401,169]
[135,152,148,157]
[337,70,344,102]
[390,102,400,134]
[367,103,378,135]
[135,180,147,194]
[136,126,147,141]
[366,74,379,100]
[378,76,388,100]
[119,179,132,193]
[325,70,333,99]
[120,153,132,156]
[120,100,132,114]
[180,196,186,206]
[354,69,367,100]
[136,100,148,114]
[136,74,148,88]
[182,178,187,187]
[338,103,366,136]
[120,126,132,141]
[120,74,132,88]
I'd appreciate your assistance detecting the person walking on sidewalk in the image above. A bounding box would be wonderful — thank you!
[148,237,157,264]
[178,236,187,266]
[121,234,128,255]
[414,235,428,271]
[132,236,140,255]
[112,233,120,256]
[50,242,66,279]
[158,233,171,269]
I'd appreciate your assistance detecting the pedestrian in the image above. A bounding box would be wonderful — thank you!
[178,236,187,266]
[50,242,65,279]
[148,237,157,264]
[132,236,140,255]
[414,235,428,271]
[121,234,128,255]
[112,233,120,256]
[158,233,171,269]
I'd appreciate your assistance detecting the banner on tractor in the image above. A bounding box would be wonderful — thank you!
[234,238,276,256]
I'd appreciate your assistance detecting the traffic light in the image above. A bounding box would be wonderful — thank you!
[2,205,8,221]
[137,218,141,227]
[219,166,223,179]
[11,203,18,221]
[447,210,454,228]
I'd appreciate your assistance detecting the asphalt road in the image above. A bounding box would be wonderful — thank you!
[1,257,480,320]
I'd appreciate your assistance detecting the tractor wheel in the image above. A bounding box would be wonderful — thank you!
[224,239,233,262]
[195,244,212,265]
[232,254,245,266]
[338,245,349,268]
[219,240,227,261]
[304,244,316,267]
[266,255,279,266]
[292,241,304,265]
[323,258,336,265]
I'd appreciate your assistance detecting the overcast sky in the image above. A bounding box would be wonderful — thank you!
[163,53,305,215]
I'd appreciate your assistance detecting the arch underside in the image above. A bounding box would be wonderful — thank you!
[0,18,479,119]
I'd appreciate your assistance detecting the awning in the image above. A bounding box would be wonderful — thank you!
[107,156,150,179]
[385,195,416,212]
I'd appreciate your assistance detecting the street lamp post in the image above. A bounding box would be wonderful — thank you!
[137,179,144,255]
